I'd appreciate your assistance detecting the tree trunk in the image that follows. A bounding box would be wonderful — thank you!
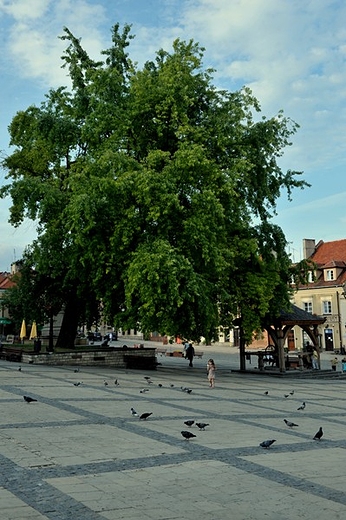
[48,310,54,352]
[239,326,246,371]
[55,294,83,350]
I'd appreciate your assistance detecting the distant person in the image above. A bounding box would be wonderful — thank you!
[331,357,339,371]
[342,357,346,373]
[207,358,216,388]
[311,349,319,370]
[185,343,195,367]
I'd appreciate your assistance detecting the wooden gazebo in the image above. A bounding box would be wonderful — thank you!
[239,304,326,373]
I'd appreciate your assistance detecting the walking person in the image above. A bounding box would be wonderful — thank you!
[207,358,216,388]
[185,343,195,367]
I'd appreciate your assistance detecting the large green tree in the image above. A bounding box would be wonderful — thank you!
[1,25,308,347]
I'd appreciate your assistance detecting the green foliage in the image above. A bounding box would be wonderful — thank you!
[0,24,309,345]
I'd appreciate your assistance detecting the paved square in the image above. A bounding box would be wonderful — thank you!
[1,351,346,519]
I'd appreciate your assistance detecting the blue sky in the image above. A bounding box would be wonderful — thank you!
[1,0,346,270]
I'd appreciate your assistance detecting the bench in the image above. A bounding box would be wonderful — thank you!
[2,335,15,345]
[164,350,204,359]
[165,350,183,357]
[0,347,23,362]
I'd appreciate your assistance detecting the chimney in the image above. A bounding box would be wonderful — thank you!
[302,239,316,259]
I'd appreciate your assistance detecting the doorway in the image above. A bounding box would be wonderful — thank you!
[287,329,295,351]
[324,328,334,351]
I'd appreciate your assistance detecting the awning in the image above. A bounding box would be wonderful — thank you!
[0,317,12,325]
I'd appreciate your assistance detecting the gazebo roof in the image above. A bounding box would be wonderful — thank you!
[271,304,326,327]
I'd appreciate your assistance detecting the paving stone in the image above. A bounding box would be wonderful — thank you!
[1,345,346,519]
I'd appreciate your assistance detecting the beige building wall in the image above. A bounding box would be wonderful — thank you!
[292,287,346,352]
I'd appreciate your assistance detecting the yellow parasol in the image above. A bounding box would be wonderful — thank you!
[20,319,26,340]
[29,321,38,340]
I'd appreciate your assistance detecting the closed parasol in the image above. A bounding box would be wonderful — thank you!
[29,321,38,340]
[20,319,26,340]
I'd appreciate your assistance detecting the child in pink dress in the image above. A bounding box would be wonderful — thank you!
[207,359,216,388]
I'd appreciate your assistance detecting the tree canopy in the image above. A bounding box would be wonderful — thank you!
[1,24,308,346]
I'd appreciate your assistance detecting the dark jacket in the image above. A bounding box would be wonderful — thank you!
[186,345,195,360]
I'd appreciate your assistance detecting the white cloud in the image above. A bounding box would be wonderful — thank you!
[179,0,346,171]
[2,0,107,87]
[0,0,49,20]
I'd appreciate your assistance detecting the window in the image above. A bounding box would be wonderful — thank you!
[322,301,332,314]
[326,269,334,281]
[303,302,313,314]
[307,271,314,283]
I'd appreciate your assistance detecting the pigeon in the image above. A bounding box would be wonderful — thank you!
[74,368,80,373]
[260,439,276,449]
[158,383,163,388]
[104,381,108,386]
[196,422,209,431]
[130,407,139,417]
[313,427,323,440]
[181,430,196,440]
[184,420,195,427]
[140,388,149,393]
[170,384,174,388]
[284,419,299,428]
[284,394,289,398]
[73,382,82,386]
[139,412,153,420]
[297,402,306,410]
[144,376,151,380]
[264,391,269,395]
[18,366,22,372]
[289,390,294,395]
[23,395,37,403]
[114,379,119,386]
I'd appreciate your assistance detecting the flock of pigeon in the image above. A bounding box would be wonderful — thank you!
[21,370,324,449]
[259,390,323,449]
[129,377,209,441]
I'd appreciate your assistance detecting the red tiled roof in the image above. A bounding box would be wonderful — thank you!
[300,239,346,289]
[310,239,346,265]
[0,272,15,290]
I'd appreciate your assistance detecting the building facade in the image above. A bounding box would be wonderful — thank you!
[291,239,346,352]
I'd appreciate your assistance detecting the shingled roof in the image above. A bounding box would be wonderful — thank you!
[0,272,15,291]
[271,304,326,326]
[301,239,346,288]
[310,239,346,266]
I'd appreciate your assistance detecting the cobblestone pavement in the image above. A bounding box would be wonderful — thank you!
[1,346,346,519]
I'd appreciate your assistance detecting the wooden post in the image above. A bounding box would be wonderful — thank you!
[277,329,286,373]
